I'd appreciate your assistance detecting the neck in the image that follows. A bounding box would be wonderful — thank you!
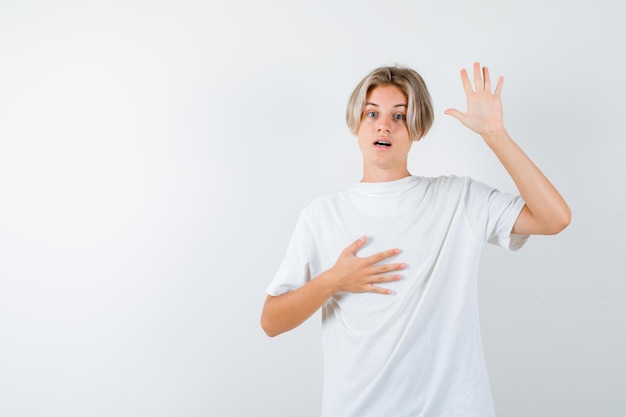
[361,166,411,183]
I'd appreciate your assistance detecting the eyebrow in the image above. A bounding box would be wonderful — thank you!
[365,102,408,108]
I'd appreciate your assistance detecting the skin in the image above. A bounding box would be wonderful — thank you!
[444,63,571,235]
[260,62,571,337]
[357,84,413,183]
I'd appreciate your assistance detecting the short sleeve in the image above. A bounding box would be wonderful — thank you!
[463,178,529,251]
[266,212,319,296]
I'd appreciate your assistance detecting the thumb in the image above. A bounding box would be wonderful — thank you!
[345,235,367,255]
[444,108,465,122]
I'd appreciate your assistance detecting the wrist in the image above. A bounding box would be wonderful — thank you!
[315,270,339,298]
[481,128,510,148]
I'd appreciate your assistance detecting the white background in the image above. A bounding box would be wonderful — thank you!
[1,1,624,416]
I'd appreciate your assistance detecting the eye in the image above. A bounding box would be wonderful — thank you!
[394,113,406,121]
[366,111,378,118]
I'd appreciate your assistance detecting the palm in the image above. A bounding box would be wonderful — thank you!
[446,62,505,135]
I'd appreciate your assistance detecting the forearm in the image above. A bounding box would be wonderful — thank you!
[261,272,334,337]
[482,129,571,234]
[262,237,404,337]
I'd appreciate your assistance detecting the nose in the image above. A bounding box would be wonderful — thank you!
[376,117,391,133]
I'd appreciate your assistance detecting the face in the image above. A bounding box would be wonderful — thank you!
[356,84,412,180]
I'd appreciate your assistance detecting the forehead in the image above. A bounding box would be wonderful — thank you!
[365,84,407,104]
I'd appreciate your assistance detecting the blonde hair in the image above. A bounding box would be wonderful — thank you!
[346,66,434,141]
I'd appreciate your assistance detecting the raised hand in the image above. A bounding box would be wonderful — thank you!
[444,62,505,136]
[324,235,405,295]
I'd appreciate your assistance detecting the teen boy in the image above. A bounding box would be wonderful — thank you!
[261,62,570,417]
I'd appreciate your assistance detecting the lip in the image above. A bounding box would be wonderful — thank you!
[373,137,393,149]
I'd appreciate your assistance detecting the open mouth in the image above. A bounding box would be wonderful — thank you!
[374,140,391,147]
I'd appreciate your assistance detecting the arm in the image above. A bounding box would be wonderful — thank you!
[261,235,405,337]
[444,62,571,235]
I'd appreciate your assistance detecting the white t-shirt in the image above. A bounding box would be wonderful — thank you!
[266,175,528,417]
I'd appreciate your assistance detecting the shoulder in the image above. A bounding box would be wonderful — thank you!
[423,174,476,195]
[420,176,507,210]
[299,190,347,219]
[429,174,468,185]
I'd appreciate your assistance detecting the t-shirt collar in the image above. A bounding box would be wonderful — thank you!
[349,175,422,198]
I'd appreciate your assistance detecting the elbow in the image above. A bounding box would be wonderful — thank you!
[546,208,572,235]
[261,294,290,337]
[556,205,572,233]
[261,320,276,338]
[260,313,282,338]
[560,210,572,232]
[261,323,281,338]
[264,329,280,338]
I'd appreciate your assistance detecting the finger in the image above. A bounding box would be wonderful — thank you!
[444,108,466,124]
[368,283,393,295]
[494,76,504,96]
[459,68,473,95]
[344,235,367,255]
[366,247,401,264]
[473,62,483,90]
[373,262,406,274]
[482,66,491,92]
[371,274,403,287]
